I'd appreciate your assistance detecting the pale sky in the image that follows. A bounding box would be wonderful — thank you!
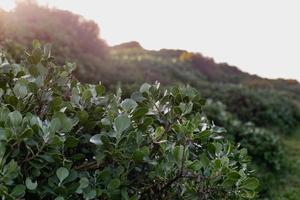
[1,0,300,81]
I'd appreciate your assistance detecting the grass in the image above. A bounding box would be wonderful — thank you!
[266,127,300,199]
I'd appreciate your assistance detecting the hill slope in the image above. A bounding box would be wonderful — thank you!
[109,42,300,99]
[1,2,300,100]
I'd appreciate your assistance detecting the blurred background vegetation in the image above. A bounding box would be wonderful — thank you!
[1,2,300,199]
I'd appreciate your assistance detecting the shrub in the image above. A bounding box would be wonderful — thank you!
[204,100,284,172]
[203,86,300,134]
[239,123,283,171]
[0,42,259,199]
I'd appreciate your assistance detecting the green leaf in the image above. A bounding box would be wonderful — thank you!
[8,111,22,126]
[132,107,148,119]
[78,110,89,123]
[121,99,137,111]
[13,83,28,98]
[214,159,222,169]
[143,117,153,127]
[153,126,165,140]
[131,91,145,102]
[25,177,38,190]
[32,39,41,49]
[173,145,184,167]
[108,178,121,190]
[0,143,6,165]
[65,136,79,148]
[54,197,64,200]
[50,118,61,133]
[7,96,18,107]
[0,108,9,122]
[214,142,223,156]
[30,47,43,65]
[20,128,34,139]
[28,66,40,77]
[212,126,226,134]
[83,189,96,200]
[222,178,236,188]
[188,160,203,171]
[82,89,92,101]
[90,134,102,145]
[79,177,89,189]
[0,128,12,141]
[173,106,182,115]
[56,167,69,184]
[101,118,110,126]
[95,85,105,96]
[114,115,131,134]
[121,189,129,200]
[198,130,212,140]
[52,112,74,132]
[199,154,209,168]
[140,83,151,93]
[0,88,3,98]
[227,171,241,180]
[71,88,81,105]
[133,150,145,163]
[240,177,259,190]
[240,189,257,199]
[11,185,25,198]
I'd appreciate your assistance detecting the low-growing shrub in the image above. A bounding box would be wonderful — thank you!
[239,123,283,171]
[0,42,259,199]
[204,100,284,172]
[203,86,300,134]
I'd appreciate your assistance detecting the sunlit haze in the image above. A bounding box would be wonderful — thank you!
[1,0,299,81]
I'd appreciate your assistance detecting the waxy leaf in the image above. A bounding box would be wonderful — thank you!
[8,111,22,126]
[56,167,69,184]
[90,134,102,145]
[114,115,131,134]
[240,177,259,190]
[25,177,38,190]
[121,99,137,111]
[108,178,121,190]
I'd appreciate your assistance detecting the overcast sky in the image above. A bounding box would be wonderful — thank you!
[1,0,300,81]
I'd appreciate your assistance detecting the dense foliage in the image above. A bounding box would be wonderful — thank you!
[203,86,300,133]
[0,42,259,199]
[1,2,300,199]
[204,100,284,171]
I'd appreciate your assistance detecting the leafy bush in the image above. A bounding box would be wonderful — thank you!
[204,100,284,172]
[239,123,283,171]
[0,42,259,199]
[203,86,300,134]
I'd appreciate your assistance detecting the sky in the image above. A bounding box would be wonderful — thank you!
[1,0,300,81]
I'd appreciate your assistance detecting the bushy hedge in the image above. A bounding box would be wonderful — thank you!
[203,86,300,134]
[204,100,284,171]
[0,42,259,199]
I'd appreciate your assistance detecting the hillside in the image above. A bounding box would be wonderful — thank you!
[1,2,300,100]
[110,41,300,99]
[0,2,108,82]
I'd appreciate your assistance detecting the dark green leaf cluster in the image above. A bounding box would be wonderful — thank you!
[0,42,259,199]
